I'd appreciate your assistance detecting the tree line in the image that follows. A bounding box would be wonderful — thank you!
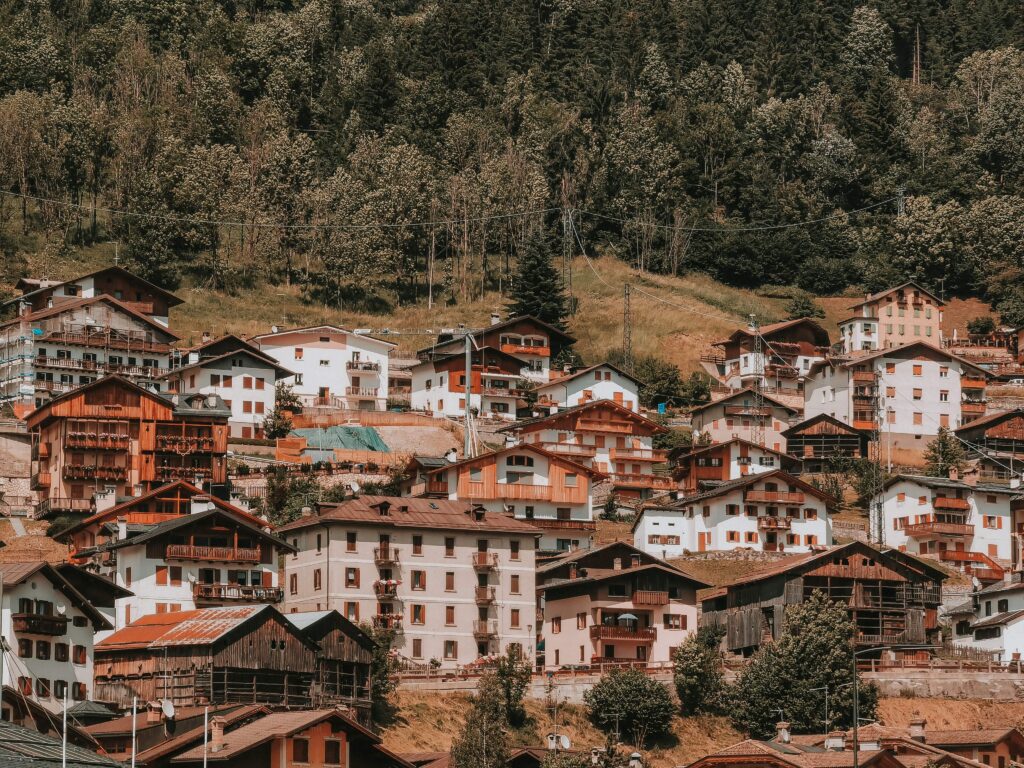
[1,1,1023,318]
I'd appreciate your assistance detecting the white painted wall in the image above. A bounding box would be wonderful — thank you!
[535,367,639,411]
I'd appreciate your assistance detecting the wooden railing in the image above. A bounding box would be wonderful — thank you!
[346,360,381,372]
[373,614,403,630]
[933,496,971,511]
[65,433,131,450]
[494,483,553,500]
[193,583,282,603]
[589,625,657,641]
[758,516,792,530]
[903,521,972,537]
[374,547,400,565]
[852,371,877,383]
[540,442,597,457]
[744,490,805,503]
[611,473,676,490]
[166,544,262,563]
[523,518,596,531]
[577,419,634,433]
[723,405,772,417]
[156,435,216,452]
[475,586,496,603]
[12,613,68,636]
[473,620,499,637]
[472,552,499,569]
[63,465,128,481]
[609,447,667,462]
[633,591,669,606]
[346,386,379,397]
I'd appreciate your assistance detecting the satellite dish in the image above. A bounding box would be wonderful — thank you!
[559,735,572,750]
[161,699,176,720]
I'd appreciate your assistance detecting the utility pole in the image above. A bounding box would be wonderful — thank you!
[750,314,766,447]
[623,285,633,374]
[913,24,922,86]
[897,187,906,217]
[463,328,473,458]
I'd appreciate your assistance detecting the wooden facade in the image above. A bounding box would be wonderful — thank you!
[700,541,944,655]
[27,376,230,518]
[782,414,869,473]
[956,409,1024,479]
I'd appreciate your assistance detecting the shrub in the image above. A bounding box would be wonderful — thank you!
[583,667,675,747]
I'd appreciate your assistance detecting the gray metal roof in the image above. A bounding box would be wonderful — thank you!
[0,719,120,768]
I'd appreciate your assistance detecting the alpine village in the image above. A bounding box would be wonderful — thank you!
[5,2,1024,768]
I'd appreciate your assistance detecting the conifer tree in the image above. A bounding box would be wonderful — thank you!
[924,427,968,478]
[506,232,569,330]
[451,673,509,768]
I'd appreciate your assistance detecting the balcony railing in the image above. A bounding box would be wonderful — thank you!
[609,447,667,462]
[632,591,669,606]
[852,371,877,383]
[472,551,499,570]
[723,405,772,417]
[41,329,171,354]
[522,518,597,531]
[500,343,550,357]
[475,586,496,604]
[30,472,51,489]
[577,419,634,434]
[346,386,379,397]
[166,544,262,563]
[495,483,553,500]
[35,497,92,517]
[156,466,213,481]
[193,584,282,603]
[540,442,597,458]
[758,516,792,530]
[852,420,878,431]
[589,625,657,641]
[611,473,676,490]
[63,465,129,481]
[961,402,986,415]
[473,620,499,638]
[480,387,527,398]
[156,435,216,453]
[374,581,399,597]
[35,355,98,371]
[372,614,403,631]
[425,480,449,495]
[961,377,987,390]
[346,360,381,372]
[374,547,400,566]
[744,490,805,504]
[65,434,131,451]
[12,613,69,636]
[933,496,971,511]
[902,521,973,537]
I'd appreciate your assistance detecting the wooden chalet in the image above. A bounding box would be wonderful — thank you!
[669,438,799,493]
[782,414,870,473]
[283,610,375,724]
[27,376,230,519]
[417,315,576,363]
[699,541,945,656]
[956,409,1024,481]
[93,605,320,708]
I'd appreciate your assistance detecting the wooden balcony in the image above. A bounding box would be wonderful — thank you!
[472,551,499,570]
[938,550,1004,582]
[933,496,971,511]
[374,547,400,566]
[65,434,131,451]
[902,521,973,537]
[32,441,50,460]
[609,447,667,462]
[425,480,449,495]
[42,329,171,354]
[852,371,877,383]
[475,586,496,604]
[744,490,805,503]
[495,483,553,501]
[193,583,282,603]
[540,442,597,458]
[523,518,596,531]
[612,473,676,490]
[961,402,986,416]
[852,420,877,431]
[346,360,381,372]
[480,387,526,398]
[473,619,499,638]
[166,544,262,563]
[12,613,68,636]
[372,614,403,631]
[156,466,214,482]
[156,435,216,453]
[346,386,379,397]
[577,419,634,434]
[758,516,792,530]
[373,581,399,597]
[723,405,772,417]
[30,471,51,489]
[63,465,129,481]
[500,343,549,357]
[35,497,92,517]
[632,590,669,606]
[961,377,987,390]
[589,625,657,641]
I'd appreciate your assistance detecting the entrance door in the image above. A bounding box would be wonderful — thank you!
[698,532,709,552]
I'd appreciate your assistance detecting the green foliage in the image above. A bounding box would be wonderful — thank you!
[652,427,692,453]
[583,667,675,748]
[924,427,967,478]
[785,293,826,320]
[275,382,302,411]
[967,316,996,334]
[730,591,878,738]
[608,351,690,409]
[673,625,727,715]
[451,673,510,768]
[359,622,401,724]
[849,458,889,508]
[541,752,591,768]
[506,232,569,330]
[495,644,532,727]
[262,407,293,439]
[261,468,320,527]
[46,515,80,539]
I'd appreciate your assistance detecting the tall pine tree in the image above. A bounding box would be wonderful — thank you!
[506,232,569,330]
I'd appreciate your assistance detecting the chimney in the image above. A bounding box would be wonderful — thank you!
[271,325,280,333]
[301,506,313,517]
[490,312,501,326]
[909,717,926,743]
[444,448,457,463]
[775,722,791,745]
[191,496,213,515]
[948,467,958,481]
[201,331,211,343]
[963,466,979,487]
[1012,477,1021,490]
[563,364,572,374]
[146,704,162,725]
[824,731,846,751]
[93,487,117,513]
[569,563,578,579]
[116,517,128,541]
[612,557,622,571]
[210,716,227,752]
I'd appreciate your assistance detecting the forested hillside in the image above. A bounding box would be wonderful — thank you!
[1,1,1023,320]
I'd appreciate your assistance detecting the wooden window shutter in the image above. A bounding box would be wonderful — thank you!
[263,571,273,587]
[354,568,360,588]
[155,566,168,586]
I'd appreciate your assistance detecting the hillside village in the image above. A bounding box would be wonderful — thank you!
[0,263,1023,767]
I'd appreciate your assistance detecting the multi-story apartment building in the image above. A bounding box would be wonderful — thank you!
[0,561,113,712]
[670,438,799,494]
[26,376,230,519]
[500,399,673,498]
[62,480,290,631]
[632,469,833,558]
[417,315,576,383]
[701,318,830,394]
[419,444,604,552]
[873,473,1017,582]
[278,496,539,669]
[532,362,641,412]
[838,281,944,353]
[410,347,529,421]
[0,295,179,413]
[537,542,708,668]
[251,325,394,410]
[804,342,990,458]
[161,335,292,438]
[688,389,798,451]
[950,576,1024,662]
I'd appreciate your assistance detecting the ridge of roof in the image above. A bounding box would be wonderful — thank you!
[2,293,182,338]
[424,442,608,477]
[538,361,644,388]
[689,387,800,414]
[497,397,668,433]
[414,315,576,355]
[849,281,944,308]
[160,346,293,379]
[250,324,397,347]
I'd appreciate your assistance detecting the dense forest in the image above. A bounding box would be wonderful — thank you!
[1,1,1023,319]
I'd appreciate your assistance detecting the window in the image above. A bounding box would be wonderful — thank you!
[726,504,739,516]
[325,740,342,766]
[506,455,534,467]
[551,616,561,634]
[745,531,758,543]
[293,738,310,764]
[445,572,455,591]
[577,612,587,629]
[984,515,1002,529]
[319,360,329,367]
[36,679,51,697]
[511,609,521,628]
[345,568,360,587]
[346,531,357,552]
[444,640,458,659]
[887,386,896,397]
[344,602,359,622]
[913,412,923,425]
[411,570,426,590]
[758,456,775,467]
[36,641,51,660]
[73,645,86,665]
[805,508,818,520]
[805,534,818,546]
[72,683,86,701]
[607,583,626,597]
[510,540,520,560]
[998,599,1009,613]
[511,574,520,594]
[54,680,68,700]
[913,364,923,376]
[912,388,922,400]
[565,473,578,487]
[469,466,483,482]
[313,569,322,591]
[727,531,740,543]
[445,537,455,557]
[289,574,298,595]
[987,494,998,504]
[413,535,423,555]
[412,638,423,658]
[125,567,132,588]
[886,363,896,374]
[55,643,69,662]
[939,366,948,377]
[664,615,685,630]
[17,677,31,696]
[411,605,425,625]
[17,639,31,658]
[445,605,455,625]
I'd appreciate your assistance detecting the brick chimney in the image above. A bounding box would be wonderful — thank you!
[210,716,227,752]
[201,331,212,344]
[909,717,926,743]
[145,704,162,724]
[775,722,791,744]
[948,467,959,481]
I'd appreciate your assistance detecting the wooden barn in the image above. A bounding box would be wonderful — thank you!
[956,409,1024,481]
[699,541,945,656]
[93,605,319,708]
[782,414,870,473]
[284,611,375,724]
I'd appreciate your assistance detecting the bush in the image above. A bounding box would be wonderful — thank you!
[966,315,996,335]
[673,625,726,715]
[583,667,675,747]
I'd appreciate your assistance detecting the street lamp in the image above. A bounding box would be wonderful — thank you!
[808,682,852,734]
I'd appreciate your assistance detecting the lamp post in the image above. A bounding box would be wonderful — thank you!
[808,682,852,734]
